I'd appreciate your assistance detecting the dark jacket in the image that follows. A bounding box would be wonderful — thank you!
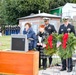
[36,32,48,58]
[23,28,37,50]
[45,24,57,35]
[58,23,75,34]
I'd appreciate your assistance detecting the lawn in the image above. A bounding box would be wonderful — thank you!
[0,36,11,50]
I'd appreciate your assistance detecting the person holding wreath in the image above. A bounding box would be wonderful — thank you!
[58,17,75,72]
[44,18,57,67]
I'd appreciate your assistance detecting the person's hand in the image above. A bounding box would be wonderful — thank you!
[37,43,40,45]
[37,43,42,46]
[42,44,46,48]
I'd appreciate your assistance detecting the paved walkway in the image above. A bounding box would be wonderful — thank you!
[39,66,76,75]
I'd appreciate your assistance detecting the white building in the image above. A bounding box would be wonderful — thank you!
[62,3,76,19]
[18,13,61,34]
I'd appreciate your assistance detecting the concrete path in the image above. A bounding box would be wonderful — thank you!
[39,66,76,75]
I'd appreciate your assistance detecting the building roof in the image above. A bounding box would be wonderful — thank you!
[63,3,76,10]
[65,3,76,8]
[51,6,63,10]
[50,3,76,11]
[18,13,61,20]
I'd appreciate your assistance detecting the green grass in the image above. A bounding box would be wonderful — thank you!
[0,36,11,50]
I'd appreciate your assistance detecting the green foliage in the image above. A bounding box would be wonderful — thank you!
[0,0,76,25]
[0,18,5,32]
[49,0,74,9]
[0,36,11,50]
[57,33,76,59]
[44,33,76,59]
[0,0,50,25]
[44,33,58,56]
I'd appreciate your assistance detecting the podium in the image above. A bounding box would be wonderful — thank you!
[11,34,28,51]
[0,51,39,75]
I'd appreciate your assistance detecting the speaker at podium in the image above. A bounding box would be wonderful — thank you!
[11,34,28,52]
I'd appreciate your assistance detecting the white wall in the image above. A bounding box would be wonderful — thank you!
[19,20,40,34]
[20,21,26,34]
[62,3,76,19]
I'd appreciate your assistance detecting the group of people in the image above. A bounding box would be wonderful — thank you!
[23,17,75,72]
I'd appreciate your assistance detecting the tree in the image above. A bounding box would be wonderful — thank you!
[0,0,76,25]
[0,0,50,25]
[49,0,74,9]
[72,0,76,3]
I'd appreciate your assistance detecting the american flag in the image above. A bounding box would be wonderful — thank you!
[56,41,62,48]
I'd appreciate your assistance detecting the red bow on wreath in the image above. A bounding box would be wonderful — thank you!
[47,34,53,48]
[62,33,68,49]
[46,43,49,50]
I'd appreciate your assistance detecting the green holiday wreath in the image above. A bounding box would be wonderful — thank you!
[57,33,76,59]
[44,33,58,56]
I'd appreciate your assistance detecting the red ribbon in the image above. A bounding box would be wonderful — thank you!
[47,34,53,48]
[62,33,68,49]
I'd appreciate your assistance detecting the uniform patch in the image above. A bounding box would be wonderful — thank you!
[48,27,51,29]
[67,28,71,32]
[61,29,63,31]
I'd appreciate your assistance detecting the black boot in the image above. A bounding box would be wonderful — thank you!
[39,57,41,68]
[49,56,52,67]
[67,69,72,72]
[60,58,66,71]
[67,58,72,72]
[60,68,66,71]
[43,58,47,70]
